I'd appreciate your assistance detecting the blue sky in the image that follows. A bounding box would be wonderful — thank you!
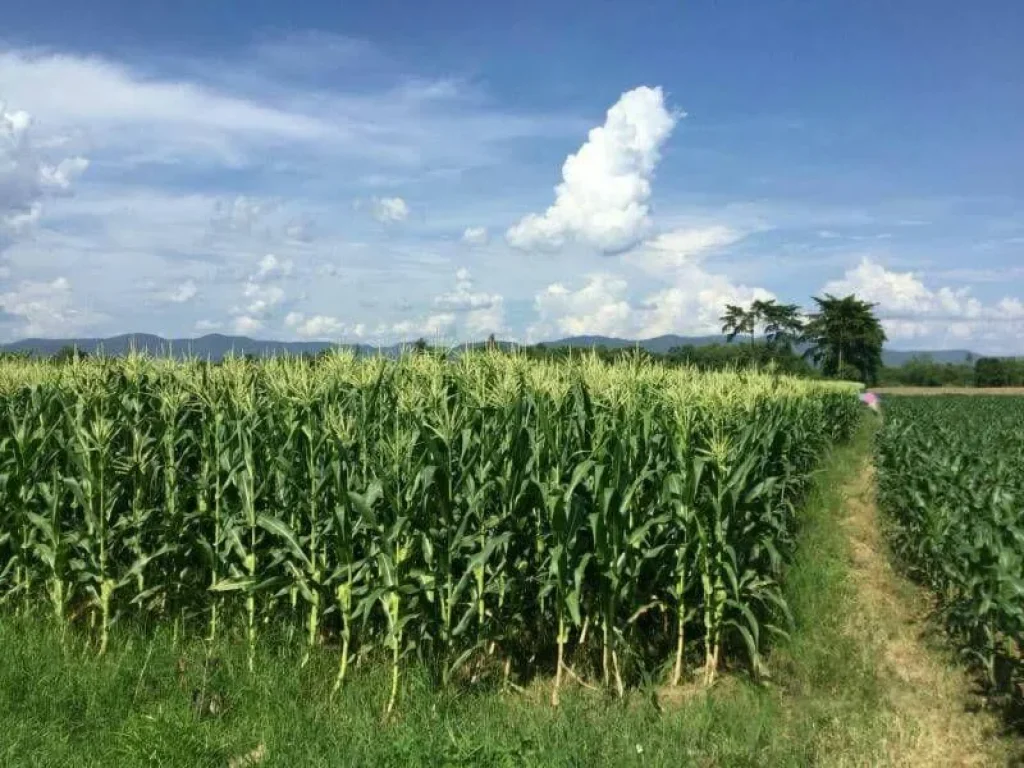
[1,1,1022,350]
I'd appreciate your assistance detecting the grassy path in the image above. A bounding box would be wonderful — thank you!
[841,440,1014,766]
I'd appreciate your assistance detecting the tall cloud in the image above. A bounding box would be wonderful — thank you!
[507,86,678,254]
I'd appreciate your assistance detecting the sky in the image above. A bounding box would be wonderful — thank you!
[1,0,1022,351]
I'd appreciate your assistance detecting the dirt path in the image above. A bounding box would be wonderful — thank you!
[841,455,1012,767]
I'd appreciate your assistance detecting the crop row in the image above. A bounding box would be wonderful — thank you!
[875,395,1024,710]
[0,352,860,709]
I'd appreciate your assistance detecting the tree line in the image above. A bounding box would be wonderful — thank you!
[718,294,886,383]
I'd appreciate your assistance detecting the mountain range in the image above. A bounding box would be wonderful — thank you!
[0,333,981,367]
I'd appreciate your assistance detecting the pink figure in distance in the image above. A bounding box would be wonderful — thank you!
[859,391,881,414]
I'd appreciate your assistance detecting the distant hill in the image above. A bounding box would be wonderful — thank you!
[0,332,982,367]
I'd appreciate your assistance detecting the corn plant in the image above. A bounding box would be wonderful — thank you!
[0,350,860,708]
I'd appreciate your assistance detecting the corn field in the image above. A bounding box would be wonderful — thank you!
[0,352,859,709]
[875,395,1024,712]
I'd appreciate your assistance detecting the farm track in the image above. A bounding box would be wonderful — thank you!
[841,453,1013,767]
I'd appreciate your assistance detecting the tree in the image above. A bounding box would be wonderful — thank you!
[412,338,429,353]
[720,304,755,344]
[53,345,86,364]
[802,294,887,384]
[757,300,804,351]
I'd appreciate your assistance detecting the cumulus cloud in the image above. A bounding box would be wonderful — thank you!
[1,105,88,251]
[461,226,488,245]
[232,315,263,335]
[533,275,634,338]
[371,196,409,223]
[507,86,678,253]
[823,257,1024,344]
[241,281,285,316]
[284,311,348,338]
[0,277,101,338]
[433,267,504,336]
[253,253,294,281]
[360,268,504,343]
[529,228,772,341]
[222,254,294,334]
[434,267,501,311]
[162,279,198,303]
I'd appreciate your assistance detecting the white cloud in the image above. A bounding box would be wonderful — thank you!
[632,270,773,338]
[1,105,88,250]
[284,311,348,338]
[529,229,772,341]
[254,253,294,280]
[433,267,504,337]
[0,51,329,166]
[0,277,102,338]
[241,281,285,316]
[507,86,678,253]
[232,315,263,335]
[434,267,501,310]
[371,196,409,223]
[194,319,220,332]
[220,254,294,333]
[461,226,488,245]
[532,274,634,338]
[823,257,1024,345]
[0,45,583,176]
[423,312,456,336]
[624,225,742,275]
[162,279,198,303]
[356,268,503,343]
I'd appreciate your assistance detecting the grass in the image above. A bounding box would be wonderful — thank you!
[0,420,886,767]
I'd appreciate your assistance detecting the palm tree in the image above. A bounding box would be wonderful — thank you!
[802,294,886,383]
[720,304,755,344]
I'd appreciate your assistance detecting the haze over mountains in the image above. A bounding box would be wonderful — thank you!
[0,333,979,367]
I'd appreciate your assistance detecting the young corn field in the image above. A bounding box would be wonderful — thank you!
[0,352,859,712]
[875,395,1024,715]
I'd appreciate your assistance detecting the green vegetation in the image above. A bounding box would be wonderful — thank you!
[875,355,975,388]
[974,357,1024,387]
[875,395,1024,721]
[0,352,859,715]
[801,294,887,384]
[0,417,887,767]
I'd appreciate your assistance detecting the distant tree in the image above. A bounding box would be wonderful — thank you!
[412,338,429,353]
[973,357,1024,387]
[720,304,755,344]
[53,345,86,364]
[802,294,887,384]
[486,333,497,351]
[757,300,804,351]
